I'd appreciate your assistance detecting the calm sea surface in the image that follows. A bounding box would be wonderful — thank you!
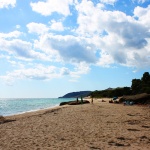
[0,98,75,116]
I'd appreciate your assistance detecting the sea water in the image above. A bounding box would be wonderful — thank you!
[0,98,75,116]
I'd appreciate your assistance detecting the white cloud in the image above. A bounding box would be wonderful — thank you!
[134,5,150,27]
[33,36,62,62]
[76,0,109,36]
[35,34,97,64]
[0,31,22,39]
[49,20,64,31]
[97,52,114,67]
[0,65,60,85]
[75,1,150,68]
[0,0,16,9]
[100,0,118,5]
[0,38,49,61]
[76,1,131,36]
[27,22,49,35]
[0,39,31,57]
[0,63,91,85]
[70,62,90,78]
[60,67,70,75]
[30,0,73,16]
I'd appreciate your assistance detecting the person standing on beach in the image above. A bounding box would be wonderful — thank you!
[81,96,83,104]
[76,97,79,103]
[91,97,93,104]
[91,94,94,104]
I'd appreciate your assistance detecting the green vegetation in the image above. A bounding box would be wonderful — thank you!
[91,87,131,98]
[90,72,150,98]
[131,72,150,94]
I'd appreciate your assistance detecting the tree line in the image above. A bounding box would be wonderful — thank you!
[90,72,150,98]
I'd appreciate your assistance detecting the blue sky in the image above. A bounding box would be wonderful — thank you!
[0,0,150,98]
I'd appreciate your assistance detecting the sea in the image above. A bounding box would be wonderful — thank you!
[0,98,75,116]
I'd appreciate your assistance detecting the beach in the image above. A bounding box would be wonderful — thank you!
[0,98,150,150]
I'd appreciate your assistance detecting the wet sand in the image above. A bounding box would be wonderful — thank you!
[0,98,150,150]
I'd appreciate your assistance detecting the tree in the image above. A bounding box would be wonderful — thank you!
[141,72,150,93]
[141,72,150,84]
[131,79,141,94]
[123,87,131,95]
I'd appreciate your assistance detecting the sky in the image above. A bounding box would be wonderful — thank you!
[0,0,150,98]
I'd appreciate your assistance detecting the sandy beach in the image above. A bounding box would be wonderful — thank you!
[0,98,150,150]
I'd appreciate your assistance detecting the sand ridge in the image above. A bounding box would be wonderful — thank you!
[0,98,150,150]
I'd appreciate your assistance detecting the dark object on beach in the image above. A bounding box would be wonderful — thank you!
[109,100,113,103]
[0,116,5,124]
[123,101,134,106]
[59,100,90,106]
[119,93,150,104]
[0,115,16,124]
[114,101,119,104]
[102,99,106,102]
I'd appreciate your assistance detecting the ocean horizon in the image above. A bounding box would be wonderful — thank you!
[0,98,75,116]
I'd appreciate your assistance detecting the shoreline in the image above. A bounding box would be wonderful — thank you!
[4,97,93,119]
[4,98,100,119]
[1,97,76,118]
[5,104,69,120]
[4,104,59,118]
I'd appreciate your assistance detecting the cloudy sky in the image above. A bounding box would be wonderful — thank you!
[0,0,150,98]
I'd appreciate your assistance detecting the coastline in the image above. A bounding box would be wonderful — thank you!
[0,97,75,117]
[4,97,93,119]
[1,98,150,150]
[5,104,69,120]
[4,97,91,119]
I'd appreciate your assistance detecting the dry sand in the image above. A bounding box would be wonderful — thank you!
[0,98,150,150]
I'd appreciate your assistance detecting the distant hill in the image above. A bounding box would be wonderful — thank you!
[59,91,91,98]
